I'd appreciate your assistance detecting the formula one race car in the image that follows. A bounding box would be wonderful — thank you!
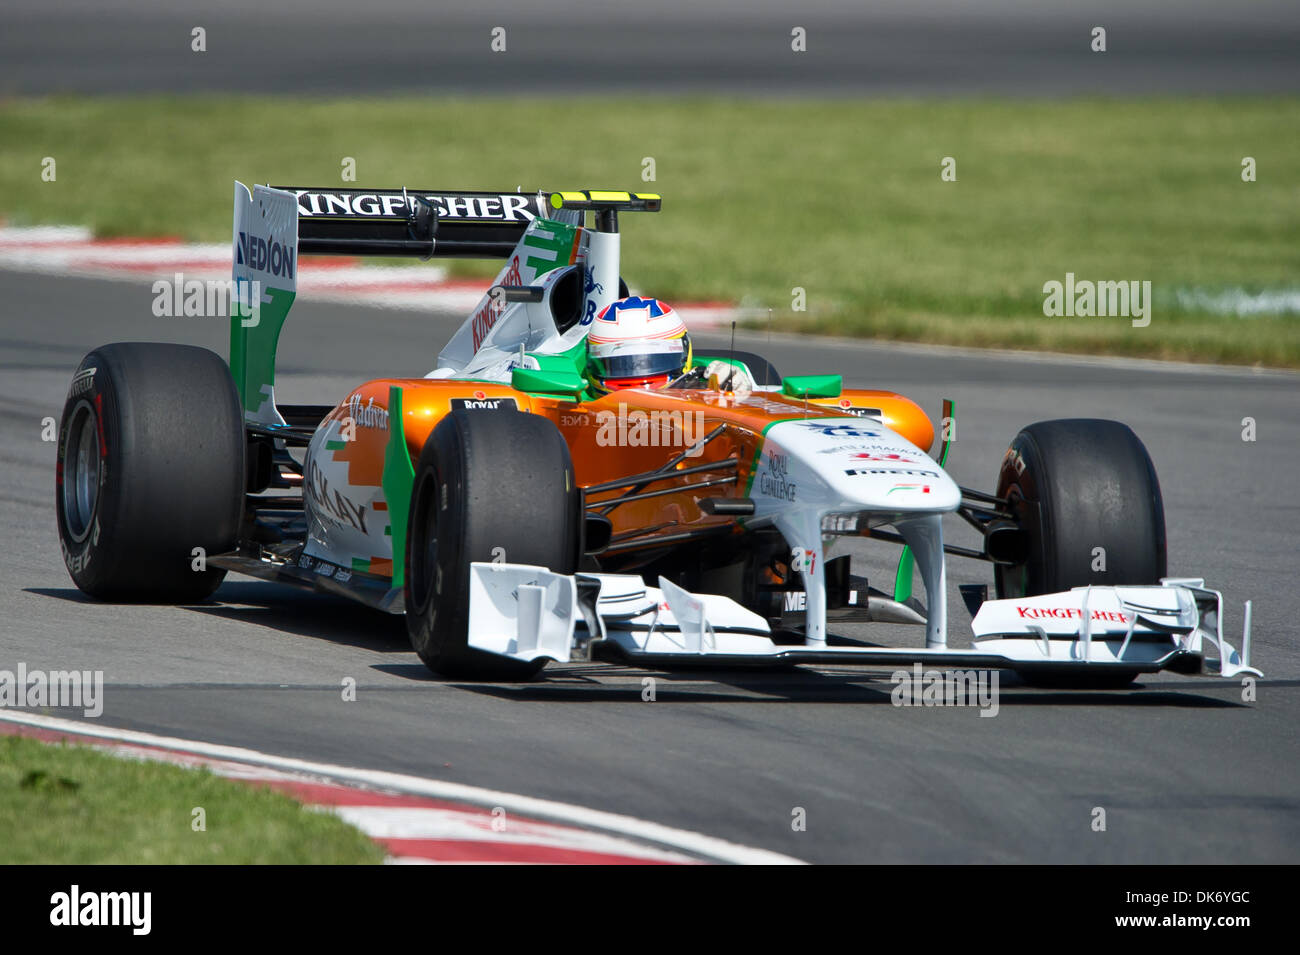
[55,183,1261,686]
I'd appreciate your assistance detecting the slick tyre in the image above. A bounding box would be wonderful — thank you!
[994,418,1166,597]
[405,409,580,680]
[55,342,245,602]
[994,418,1167,688]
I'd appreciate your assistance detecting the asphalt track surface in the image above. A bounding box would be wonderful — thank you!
[3,267,1298,863]
[3,0,1298,96]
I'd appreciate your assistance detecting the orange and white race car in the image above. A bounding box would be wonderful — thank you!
[55,183,1260,685]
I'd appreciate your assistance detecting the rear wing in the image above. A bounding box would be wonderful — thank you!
[271,187,660,259]
[276,187,554,259]
[230,182,660,424]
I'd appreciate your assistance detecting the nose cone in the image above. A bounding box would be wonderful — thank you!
[752,418,961,514]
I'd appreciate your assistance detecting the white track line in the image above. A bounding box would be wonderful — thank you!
[0,711,804,865]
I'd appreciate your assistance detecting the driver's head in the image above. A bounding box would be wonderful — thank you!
[586,296,691,394]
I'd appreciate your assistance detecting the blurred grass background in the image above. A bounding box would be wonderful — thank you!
[1,95,1297,365]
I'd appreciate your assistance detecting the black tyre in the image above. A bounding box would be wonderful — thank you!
[994,419,1166,688]
[405,409,581,679]
[994,418,1166,599]
[55,342,245,602]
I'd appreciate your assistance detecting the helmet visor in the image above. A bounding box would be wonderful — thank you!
[589,339,687,381]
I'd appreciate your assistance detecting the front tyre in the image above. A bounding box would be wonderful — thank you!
[994,419,1166,688]
[55,343,245,601]
[404,410,580,679]
[994,418,1166,599]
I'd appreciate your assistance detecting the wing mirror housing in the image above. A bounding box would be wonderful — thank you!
[511,367,586,399]
[782,374,843,399]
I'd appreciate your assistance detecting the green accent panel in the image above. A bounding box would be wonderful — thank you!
[782,374,842,399]
[351,557,370,571]
[229,285,295,415]
[511,367,586,398]
[325,440,346,451]
[531,355,576,373]
[521,221,577,276]
[540,339,598,400]
[380,386,416,590]
[893,548,915,603]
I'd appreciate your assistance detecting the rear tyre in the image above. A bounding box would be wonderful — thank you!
[994,418,1167,688]
[404,410,580,679]
[55,343,245,602]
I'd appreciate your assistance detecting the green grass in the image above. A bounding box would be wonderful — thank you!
[2,95,1297,365]
[0,735,384,863]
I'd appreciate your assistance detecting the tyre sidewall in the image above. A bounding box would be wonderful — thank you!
[56,353,124,594]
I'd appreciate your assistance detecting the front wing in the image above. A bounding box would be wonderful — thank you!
[466,564,1261,680]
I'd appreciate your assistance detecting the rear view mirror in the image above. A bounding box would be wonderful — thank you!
[511,367,586,398]
[782,374,842,399]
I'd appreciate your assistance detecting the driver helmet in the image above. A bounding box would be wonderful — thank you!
[586,296,692,393]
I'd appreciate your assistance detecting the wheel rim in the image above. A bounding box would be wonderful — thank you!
[61,402,100,542]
